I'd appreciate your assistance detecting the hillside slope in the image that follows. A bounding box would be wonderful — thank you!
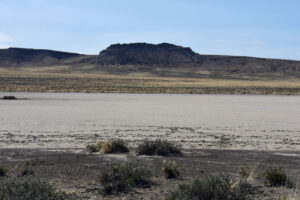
[0,43,300,78]
[0,47,82,67]
[96,43,300,77]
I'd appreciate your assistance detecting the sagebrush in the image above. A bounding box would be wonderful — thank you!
[0,165,8,176]
[166,174,254,200]
[263,167,295,188]
[136,139,182,156]
[86,139,129,153]
[99,160,152,195]
[162,160,181,179]
[15,160,36,176]
[0,178,79,200]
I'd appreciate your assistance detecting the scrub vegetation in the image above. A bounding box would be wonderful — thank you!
[1,69,300,95]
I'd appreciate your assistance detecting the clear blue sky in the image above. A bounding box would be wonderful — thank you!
[0,0,300,60]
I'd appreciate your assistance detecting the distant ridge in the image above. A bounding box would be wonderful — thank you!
[0,47,81,67]
[96,43,300,76]
[0,43,300,78]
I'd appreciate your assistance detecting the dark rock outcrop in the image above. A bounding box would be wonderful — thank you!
[97,43,202,66]
[97,43,300,75]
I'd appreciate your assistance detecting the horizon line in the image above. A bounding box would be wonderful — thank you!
[1,43,300,62]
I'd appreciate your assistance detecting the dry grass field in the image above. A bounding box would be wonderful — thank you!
[0,67,299,94]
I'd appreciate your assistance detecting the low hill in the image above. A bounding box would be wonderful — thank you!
[0,47,82,67]
[1,43,300,94]
[0,43,300,78]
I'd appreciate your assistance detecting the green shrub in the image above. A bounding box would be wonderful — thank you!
[15,160,37,170]
[0,178,79,200]
[136,139,182,156]
[99,160,152,195]
[166,174,253,200]
[279,194,298,200]
[15,160,36,176]
[162,160,181,179]
[19,167,35,176]
[0,165,8,176]
[86,139,129,153]
[263,167,295,188]
[110,139,129,153]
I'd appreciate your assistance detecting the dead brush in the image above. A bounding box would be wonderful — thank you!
[86,139,129,154]
[239,164,258,183]
[100,141,112,153]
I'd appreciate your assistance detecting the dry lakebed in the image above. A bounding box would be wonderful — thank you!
[0,92,300,199]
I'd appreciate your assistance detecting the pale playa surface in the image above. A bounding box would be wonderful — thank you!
[0,92,299,150]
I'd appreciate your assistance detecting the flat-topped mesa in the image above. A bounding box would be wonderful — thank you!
[97,43,201,66]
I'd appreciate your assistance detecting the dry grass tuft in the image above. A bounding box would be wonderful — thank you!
[239,165,258,183]
[100,141,112,153]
